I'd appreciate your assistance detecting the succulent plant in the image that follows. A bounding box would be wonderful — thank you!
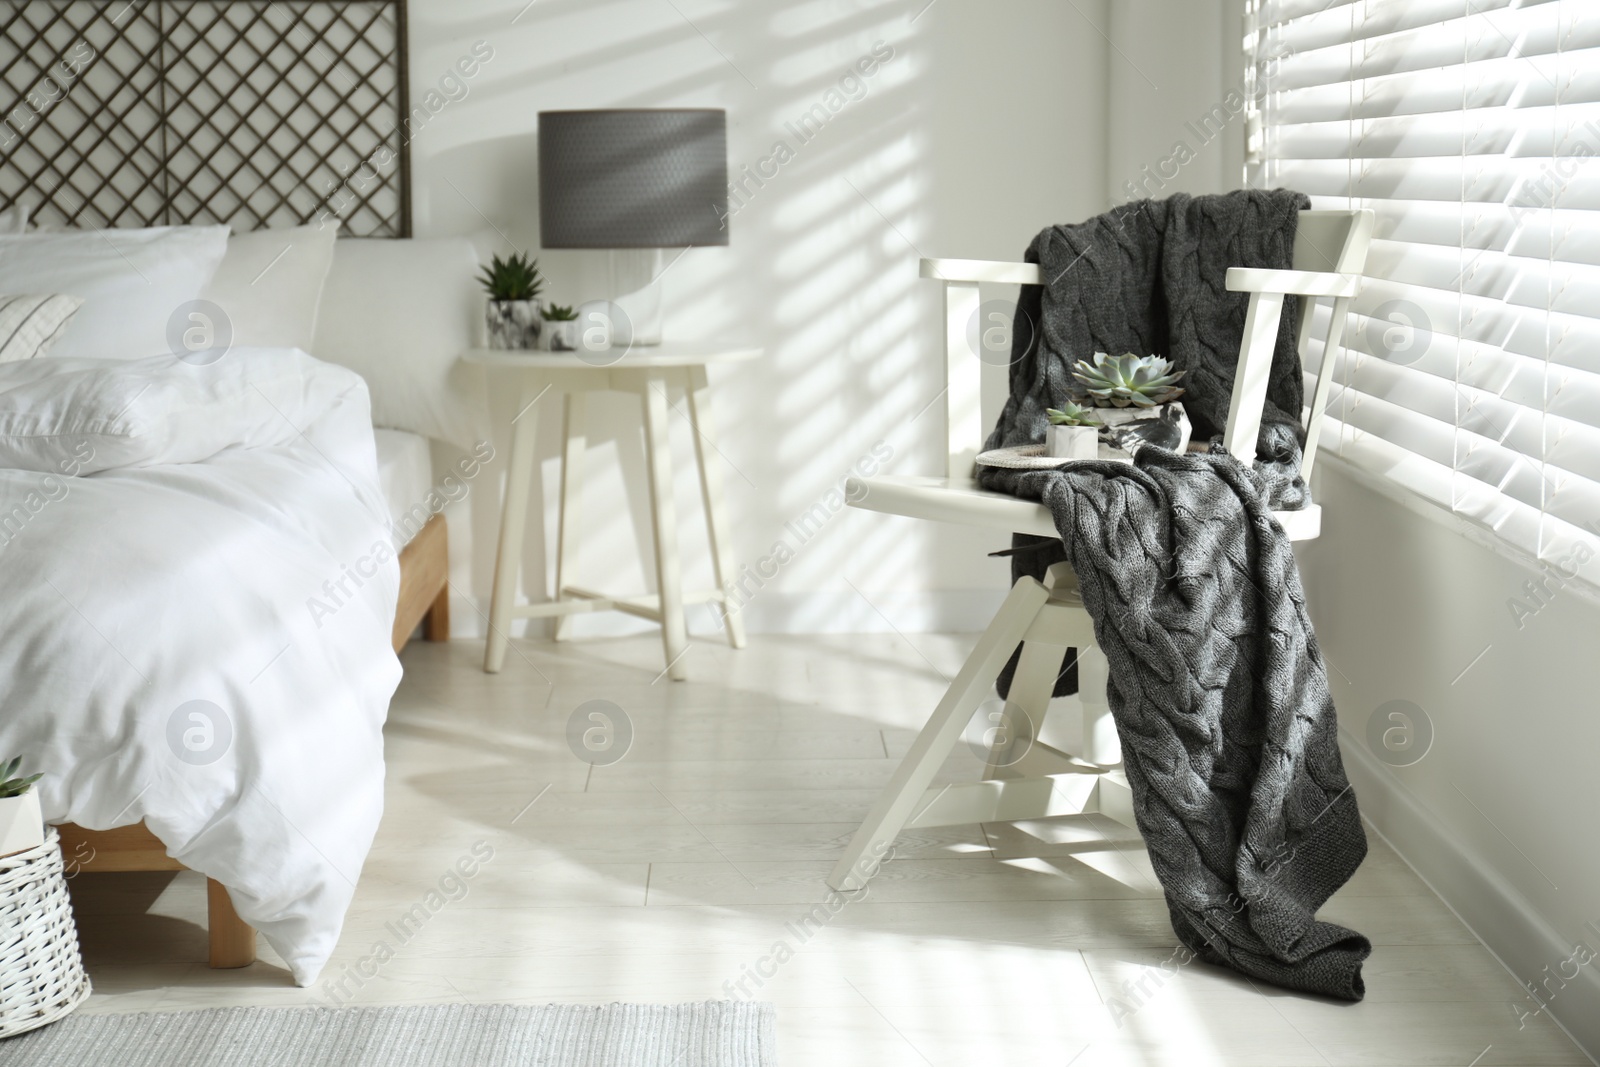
[1045,399,1102,427]
[0,756,41,799]
[541,303,578,322]
[478,252,545,303]
[1071,351,1186,408]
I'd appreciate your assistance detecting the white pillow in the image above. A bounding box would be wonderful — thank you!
[0,225,229,360]
[0,348,362,474]
[0,205,26,235]
[0,294,83,362]
[201,221,339,352]
[312,238,486,447]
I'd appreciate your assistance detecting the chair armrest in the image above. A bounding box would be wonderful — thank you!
[1226,267,1359,298]
[920,258,1042,285]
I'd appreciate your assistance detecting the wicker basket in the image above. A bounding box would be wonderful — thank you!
[0,827,91,1037]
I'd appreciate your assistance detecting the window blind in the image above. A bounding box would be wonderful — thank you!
[1247,0,1600,592]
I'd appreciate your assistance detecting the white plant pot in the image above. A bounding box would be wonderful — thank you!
[544,320,577,352]
[1095,402,1192,453]
[0,790,44,858]
[485,300,543,350]
[1046,424,1100,460]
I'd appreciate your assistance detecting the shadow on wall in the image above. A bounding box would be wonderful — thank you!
[405,0,1107,638]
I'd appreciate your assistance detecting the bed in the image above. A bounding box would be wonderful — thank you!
[0,241,479,981]
[0,348,407,983]
[51,424,449,973]
[0,0,483,984]
[0,286,471,982]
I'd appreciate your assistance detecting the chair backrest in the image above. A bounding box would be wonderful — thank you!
[921,207,1374,481]
[1283,208,1374,480]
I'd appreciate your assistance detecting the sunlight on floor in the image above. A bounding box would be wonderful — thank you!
[64,632,1583,1065]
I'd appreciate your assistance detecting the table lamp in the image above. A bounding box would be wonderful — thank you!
[538,109,729,347]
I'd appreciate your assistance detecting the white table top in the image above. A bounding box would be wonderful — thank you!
[462,342,762,369]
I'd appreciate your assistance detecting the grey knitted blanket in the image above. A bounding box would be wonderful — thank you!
[979,190,1370,1000]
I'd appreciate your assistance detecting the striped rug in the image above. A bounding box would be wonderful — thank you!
[0,1002,775,1066]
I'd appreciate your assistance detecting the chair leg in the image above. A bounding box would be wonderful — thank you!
[1078,641,1121,767]
[827,575,1050,891]
[207,879,256,969]
[983,638,1066,779]
[553,393,588,642]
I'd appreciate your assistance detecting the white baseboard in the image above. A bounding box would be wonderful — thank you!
[444,587,1009,641]
[1340,733,1600,1063]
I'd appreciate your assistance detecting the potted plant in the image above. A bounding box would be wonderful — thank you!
[541,303,579,351]
[480,252,545,350]
[0,756,44,857]
[1044,400,1102,459]
[1071,351,1192,452]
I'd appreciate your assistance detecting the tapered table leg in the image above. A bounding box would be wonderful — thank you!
[484,377,543,673]
[553,393,588,642]
[686,364,746,649]
[640,374,689,681]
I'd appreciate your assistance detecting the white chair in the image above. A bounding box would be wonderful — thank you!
[827,208,1374,892]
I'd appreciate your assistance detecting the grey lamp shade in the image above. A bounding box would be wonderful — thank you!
[538,109,729,248]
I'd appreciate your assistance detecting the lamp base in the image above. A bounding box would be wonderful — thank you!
[608,248,666,346]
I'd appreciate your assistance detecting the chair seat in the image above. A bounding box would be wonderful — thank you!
[845,475,1322,541]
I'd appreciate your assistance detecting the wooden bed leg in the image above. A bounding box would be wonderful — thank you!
[207,878,256,969]
[394,515,450,653]
[424,581,450,642]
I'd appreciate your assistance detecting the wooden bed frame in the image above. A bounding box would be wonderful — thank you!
[58,514,449,969]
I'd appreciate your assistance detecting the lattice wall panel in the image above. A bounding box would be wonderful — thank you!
[0,1,410,236]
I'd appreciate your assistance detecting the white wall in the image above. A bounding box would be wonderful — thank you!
[407,0,1107,640]
[1104,0,1239,201]
[1303,460,1600,1058]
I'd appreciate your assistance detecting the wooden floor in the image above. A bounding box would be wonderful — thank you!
[68,632,1587,1065]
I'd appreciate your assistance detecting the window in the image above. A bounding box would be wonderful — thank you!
[1248,0,1600,591]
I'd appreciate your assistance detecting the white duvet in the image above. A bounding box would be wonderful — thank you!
[0,348,401,985]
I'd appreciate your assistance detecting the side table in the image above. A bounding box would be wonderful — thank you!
[464,344,759,681]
